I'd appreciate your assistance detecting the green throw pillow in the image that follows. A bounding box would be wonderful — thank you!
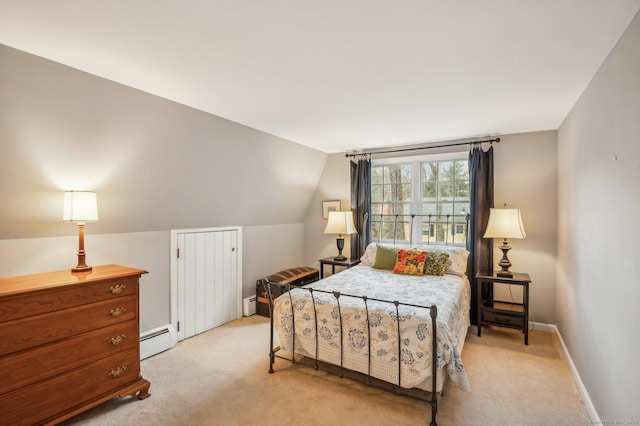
[424,251,449,276]
[373,244,399,270]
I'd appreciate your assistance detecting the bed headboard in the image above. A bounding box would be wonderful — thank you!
[370,213,470,246]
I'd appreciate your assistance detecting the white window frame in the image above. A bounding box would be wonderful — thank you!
[371,151,469,245]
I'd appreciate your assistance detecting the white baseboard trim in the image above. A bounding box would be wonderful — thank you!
[140,324,176,360]
[532,322,600,424]
[531,321,555,332]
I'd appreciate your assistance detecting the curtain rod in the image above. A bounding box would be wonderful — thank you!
[345,137,500,158]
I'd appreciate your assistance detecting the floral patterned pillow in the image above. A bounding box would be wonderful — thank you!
[392,249,427,276]
[424,251,449,276]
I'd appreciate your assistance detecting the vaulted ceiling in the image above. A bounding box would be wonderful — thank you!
[1,1,638,153]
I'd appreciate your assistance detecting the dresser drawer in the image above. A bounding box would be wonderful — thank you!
[0,277,138,323]
[0,349,141,426]
[0,295,137,357]
[0,320,138,395]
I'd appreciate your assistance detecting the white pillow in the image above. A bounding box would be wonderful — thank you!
[413,244,469,276]
[359,243,378,266]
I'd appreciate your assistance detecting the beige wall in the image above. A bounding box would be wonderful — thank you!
[0,44,327,239]
[557,10,640,422]
[493,131,558,323]
[0,44,327,332]
[303,153,353,270]
[304,131,559,324]
[0,231,169,331]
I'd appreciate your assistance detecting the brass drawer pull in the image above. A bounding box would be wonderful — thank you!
[109,366,127,378]
[110,307,127,318]
[110,334,127,346]
[109,284,127,294]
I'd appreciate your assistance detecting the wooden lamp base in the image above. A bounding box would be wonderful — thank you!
[72,223,92,273]
[496,239,513,277]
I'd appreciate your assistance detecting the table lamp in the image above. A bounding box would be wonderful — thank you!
[324,211,358,261]
[64,191,99,272]
[483,205,526,277]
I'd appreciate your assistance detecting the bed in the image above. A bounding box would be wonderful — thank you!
[263,239,471,426]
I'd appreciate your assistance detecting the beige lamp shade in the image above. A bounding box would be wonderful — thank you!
[63,191,99,223]
[324,211,358,235]
[483,208,526,239]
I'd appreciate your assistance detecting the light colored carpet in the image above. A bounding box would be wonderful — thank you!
[62,315,589,425]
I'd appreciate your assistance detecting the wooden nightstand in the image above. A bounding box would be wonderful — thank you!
[476,271,532,345]
[319,257,360,278]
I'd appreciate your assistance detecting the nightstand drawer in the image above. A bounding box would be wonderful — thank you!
[482,310,524,328]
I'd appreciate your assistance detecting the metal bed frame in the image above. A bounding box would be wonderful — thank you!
[262,214,470,426]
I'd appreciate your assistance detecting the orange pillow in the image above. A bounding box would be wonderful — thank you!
[393,249,427,276]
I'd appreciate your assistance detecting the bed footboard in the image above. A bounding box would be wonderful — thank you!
[262,277,441,426]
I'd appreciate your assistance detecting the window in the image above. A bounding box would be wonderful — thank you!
[370,153,469,245]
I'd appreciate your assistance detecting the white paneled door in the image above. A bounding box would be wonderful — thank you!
[175,228,239,341]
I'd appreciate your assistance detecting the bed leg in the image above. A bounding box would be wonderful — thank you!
[269,349,275,374]
[430,400,438,426]
[430,304,438,426]
[264,278,276,374]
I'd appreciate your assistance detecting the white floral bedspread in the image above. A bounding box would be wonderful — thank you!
[272,265,471,391]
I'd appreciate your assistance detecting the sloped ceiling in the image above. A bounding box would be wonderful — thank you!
[1,1,638,153]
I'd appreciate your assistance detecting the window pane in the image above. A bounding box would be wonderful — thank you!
[439,203,453,215]
[383,166,392,183]
[371,203,383,215]
[371,224,380,240]
[422,203,437,215]
[454,160,469,181]
[383,185,395,202]
[422,182,436,200]
[439,182,454,200]
[372,167,383,185]
[453,203,470,220]
[390,203,410,214]
[438,161,454,181]
[422,162,437,181]
[381,203,394,215]
[455,183,469,200]
[371,184,383,202]
[381,222,408,240]
[401,164,412,183]
[436,224,449,242]
[383,164,410,184]
[421,223,435,239]
[401,184,411,201]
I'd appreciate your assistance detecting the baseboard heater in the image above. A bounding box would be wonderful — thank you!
[140,324,176,360]
[243,295,256,316]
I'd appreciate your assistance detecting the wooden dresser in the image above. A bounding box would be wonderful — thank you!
[0,264,150,425]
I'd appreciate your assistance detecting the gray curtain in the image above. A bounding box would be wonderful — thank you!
[468,144,494,325]
[350,156,371,260]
